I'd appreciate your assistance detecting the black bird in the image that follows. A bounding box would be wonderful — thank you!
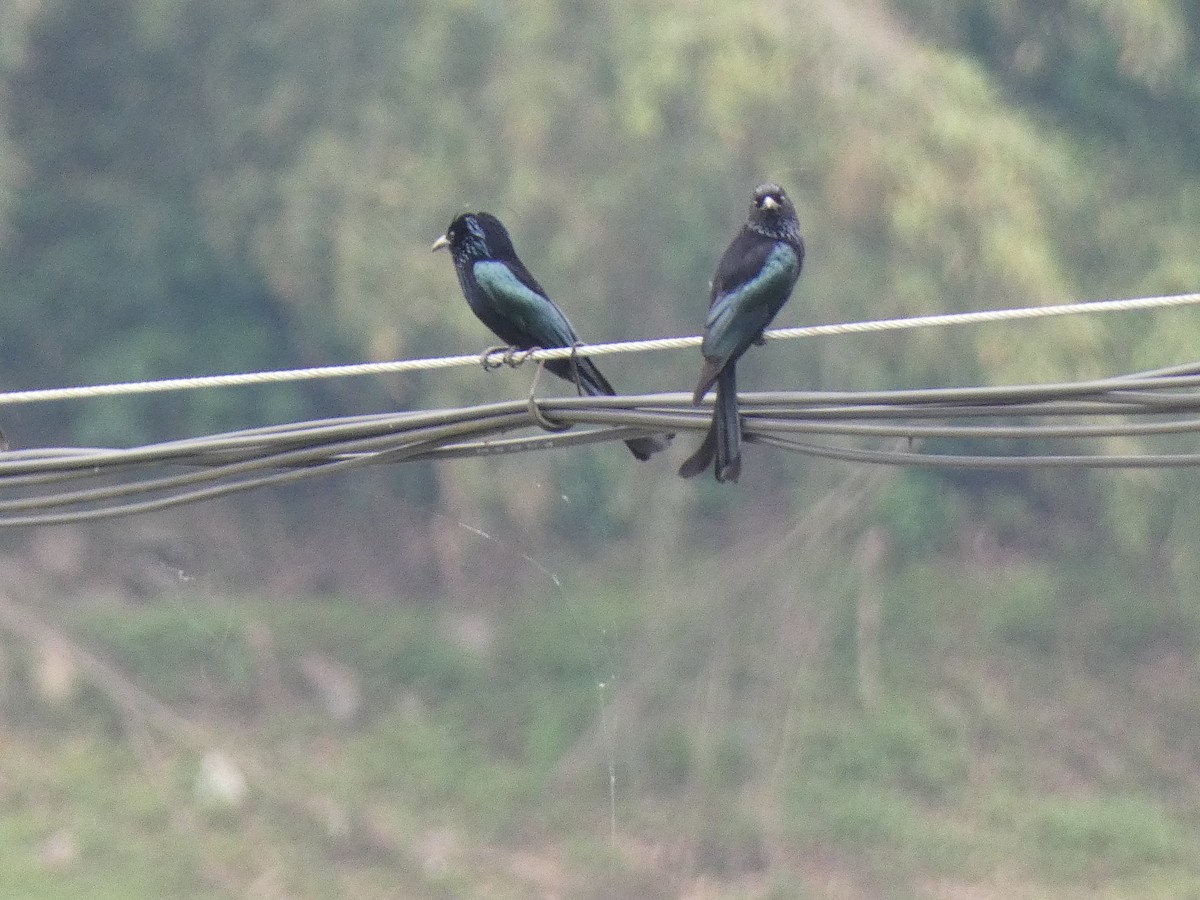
[678,183,805,482]
[433,211,670,461]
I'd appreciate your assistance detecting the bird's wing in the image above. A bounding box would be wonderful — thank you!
[472,260,579,348]
[701,240,801,365]
[708,230,780,308]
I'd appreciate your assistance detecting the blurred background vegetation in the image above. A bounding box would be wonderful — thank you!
[2,0,1200,896]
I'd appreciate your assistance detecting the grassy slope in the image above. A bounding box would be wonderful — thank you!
[2,549,1200,898]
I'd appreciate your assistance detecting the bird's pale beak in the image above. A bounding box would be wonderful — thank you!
[431,234,450,252]
[762,196,779,211]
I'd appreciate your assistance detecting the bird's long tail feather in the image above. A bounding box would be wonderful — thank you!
[712,366,741,482]
[677,420,716,479]
[549,356,613,397]
[623,433,672,461]
[678,365,741,481]
[551,356,670,460]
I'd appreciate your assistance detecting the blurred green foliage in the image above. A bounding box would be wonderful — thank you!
[3,0,1199,565]
[6,559,1200,895]
[2,1,1200,893]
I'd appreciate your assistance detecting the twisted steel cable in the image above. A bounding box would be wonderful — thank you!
[0,292,1198,525]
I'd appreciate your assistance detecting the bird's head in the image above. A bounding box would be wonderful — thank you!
[747,182,800,241]
[432,212,515,264]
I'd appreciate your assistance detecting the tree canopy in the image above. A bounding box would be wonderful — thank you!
[1,0,1198,566]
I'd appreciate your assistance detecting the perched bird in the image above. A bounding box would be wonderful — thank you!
[678,183,805,482]
[433,211,670,461]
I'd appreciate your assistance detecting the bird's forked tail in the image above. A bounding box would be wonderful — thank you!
[678,365,741,482]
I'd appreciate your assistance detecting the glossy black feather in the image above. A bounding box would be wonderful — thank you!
[434,212,670,461]
[679,183,805,482]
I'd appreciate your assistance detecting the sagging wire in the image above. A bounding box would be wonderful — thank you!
[3,358,1200,525]
[0,293,1198,525]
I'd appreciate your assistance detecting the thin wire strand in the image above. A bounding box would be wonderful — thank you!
[0,293,1199,525]
[2,291,1198,406]
[3,367,1200,526]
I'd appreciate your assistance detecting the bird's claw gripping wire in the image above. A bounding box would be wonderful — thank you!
[510,347,540,368]
[480,345,540,371]
[526,360,571,432]
[480,345,514,371]
[479,345,568,431]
